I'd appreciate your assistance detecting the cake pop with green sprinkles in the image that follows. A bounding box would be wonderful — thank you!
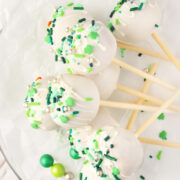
[68,124,144,179]
[45,3,116,75]
[109,0,161,43]
[24,74,100,129]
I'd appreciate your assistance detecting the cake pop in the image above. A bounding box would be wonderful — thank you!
[68,125,144,179]
[109,0,161,43]
[24,75,99,129]
[45,3,116,75]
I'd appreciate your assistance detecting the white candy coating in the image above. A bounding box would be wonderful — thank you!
[109,0,161,43]
[69,125,144,179]
[46,4,117,75]
[24,75,100,130]
[90,63,120,99]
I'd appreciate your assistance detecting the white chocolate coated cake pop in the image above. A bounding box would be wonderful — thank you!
[90,63,120,99]
[24,75,100,130]
[69,125,144,179]
[45,3,117,75]
[109,0,161,43]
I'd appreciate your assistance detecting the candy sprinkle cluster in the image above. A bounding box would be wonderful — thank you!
[24,76,91,129]
[108,0,148,32]
[45,2,84,46]
[68,128,121,180]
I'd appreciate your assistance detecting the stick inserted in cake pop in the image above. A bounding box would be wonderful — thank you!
[113,59,176,91]
[117,41,180,62]
[138,137,180,149]
[152,33,180,71]
[126,63,157,130]
[134,90,180,136]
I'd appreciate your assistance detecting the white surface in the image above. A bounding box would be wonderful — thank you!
[0,0,180,180]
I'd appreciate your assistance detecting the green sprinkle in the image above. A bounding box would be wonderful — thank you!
[140,175,145,180]
[139,3,144,10]
[26,108,31,117]
[60,115,68,123]
[155,24,159,28]
[59,10,64,17]
[33,120,41,125]
[35,82,40,87]
[84,45,94,55]
[67,68,73,74]
[56,48,61,55]
[94,140,99,149]
[83,160,89,165]
[87,153,94,160]
[31,123,39,129]
[65,97,75,107]
[58,101,63,106]
[156,150,163,160]
[96,129,102,135]
[112,167,120,175]
[78,18,86,23]
[148,64,152,72]
[74,54,86,58]
[159,130,167,140]
[88,31,99,40]
[79,173,83,180]
[115,18,119,25]
[73,111,79,115]
[29,102,40,106]
[44,35,51,43]
[108,22,115,32]
[66,2,74,7]
[73,7,84,10]
[120,48,125,58]
[112,174,121,180]
[96,158,103,167]
[104,136,110,141]
[149,155,153,159]
[130,7,139,11]
[87,67,92,73]
[77,27,85,32]
[69,114,74,119]
[104,154,117,161]
[158,113,165,120]
[84,97,93,101]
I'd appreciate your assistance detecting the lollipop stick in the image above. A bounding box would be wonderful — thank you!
[117,41,175,61]
[112,59,176,91]
[134,90,180,136]
[138,137,180,149]
[152,33,180,71]
[117,84,180,112]
[125,63,157,130]
[100,100,176,113]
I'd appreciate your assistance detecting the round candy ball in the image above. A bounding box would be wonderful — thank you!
[51,163,66,178]
[40,154,54,168]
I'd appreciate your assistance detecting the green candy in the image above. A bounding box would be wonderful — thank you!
[44,35,51,43]
[51,163,66,178]
[84,45,94,55]
[88,31,99,40]
[60,115,68,123]
[112,167,120,175]
[40,154,54,168]
[65,97,75,107]
[69,148,81,159]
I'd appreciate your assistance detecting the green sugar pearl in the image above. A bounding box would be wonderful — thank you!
[51,163,66,178]
[60,115,68,123]
[112,167,120,175]
[65,97,75,107]
[40,154,54,168]
[69,148,81,159]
